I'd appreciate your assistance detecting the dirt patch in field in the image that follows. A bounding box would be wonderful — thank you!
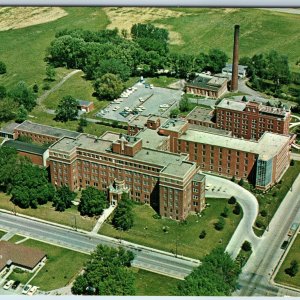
[103,7,190,45]
[0,7,68,31]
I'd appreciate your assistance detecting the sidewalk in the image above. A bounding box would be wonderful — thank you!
[91,205,116,234]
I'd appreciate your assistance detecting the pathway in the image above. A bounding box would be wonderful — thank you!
[91,205,116,234]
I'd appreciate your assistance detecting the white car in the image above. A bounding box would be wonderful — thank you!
[159,104,169,108]
[124,107,130,111]
[138,106,146,110]
[27,286,38,296]
[3,280,14,290]
[139,97,145,102]
[135,108,143,112]
[22,284,32,294]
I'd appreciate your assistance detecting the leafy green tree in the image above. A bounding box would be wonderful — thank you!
[233,203,241,215]
[0,61,6,74]
[0,85,7,99]
[9,81,37,111]
[199,230,206,239]
[93,73,124,101]
[228,196,236,205]
[177,247,241,295]
[0,98,17,122]
[221,206,229,218]
[45,65,56,81]
[11,164,55,208]
[53,185,77,212]
[241,241,252,252]
[78,186,108,216]
[215,216,225,231]
[285,260,298,277]
[112,193,134,231]
[15,105,28,123]
[170,108,180,118]
[207,49,228,73]
[77,115,88,132]
[238,178,244,186]
[32,83,39,93]
[55,95,78,122]
[72,245,135,295]
[179,96,191,112]
[17,135,33,143]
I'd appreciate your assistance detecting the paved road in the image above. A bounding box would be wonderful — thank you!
[0,212,199,280]
[238,79,263,98]
[205,174,260,258]
[259,8,300,15]
[235,174,300,296]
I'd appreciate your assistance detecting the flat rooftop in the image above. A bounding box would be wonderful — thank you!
[77,99,92,106]
[193,173,206,182]
[180,129,290,160]
[161,161,195,178]
[0,122,19,134]
[216,99,246,111]
[136,128,169,150]
[100,132,120,142]
[189,124,231,136]
[187,75,226,91]
[2,140,48,155]
[160,119,187,132]
[186,107,215,123]
[16,121,80,139]
[129,115,149,128]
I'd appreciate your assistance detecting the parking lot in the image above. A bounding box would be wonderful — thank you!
[96,81,183,122]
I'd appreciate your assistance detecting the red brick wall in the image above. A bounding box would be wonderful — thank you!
[18,151,44,166]
[15,130,58,145]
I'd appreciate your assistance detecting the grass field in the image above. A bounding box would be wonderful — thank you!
[253,162,300,236]
[275,234,300,289]
[8,269,33,285]
[8,234,27,244]
[134,268,180,296]
[158,8,300,71]
[0,193,96,231]
[21,239,89,291]
[100,198,241,259]
[147,76,179,88]
[0,230,7,238]
[0,8,109,89]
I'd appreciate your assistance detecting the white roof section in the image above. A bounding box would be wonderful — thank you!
[216,98,246,111]
[180,129,290,160]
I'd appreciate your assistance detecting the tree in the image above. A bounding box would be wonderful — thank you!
[228,196,236,205]
[199,230,206,239]
[0,61,7,74]
[238,178,244,186]
[53,185,77,212]
[11,163,55,209]
[0,98,17,122]
[215,216,225,231]
[177,247,241,296]
[72,245,135,295]
[45,65,56,81]
[93,73,124,101]
[15,105,28,123]
[207,49,228,73]
[230,176,236,183]
[221,206,229,218]
[32,83,39,93]
[233,203,241,215]
[9,81,37,111]
[285,260,298,277]
[77,115,88,132]
[170,108,180,118]
[112,193,134,231]
[78,186,108,216]
[179,96,191,112]
[241,96,247,102]
[241,241,252,252]
[0,85,7,99]
[55,95,78,122]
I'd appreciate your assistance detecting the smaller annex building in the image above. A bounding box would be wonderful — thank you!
[0,241,46,273]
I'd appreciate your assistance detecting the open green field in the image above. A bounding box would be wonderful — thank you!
[161,8,300,71]
[100,198,241,259]
[134,268,179,296]
[0,192,96,231]
[253,162,300,236]
[147,76,179,88]
[8,269,33,285]
[8,234,27,244]
[275,234,300,289]
[21,239,89,291]
[0,8,108,89]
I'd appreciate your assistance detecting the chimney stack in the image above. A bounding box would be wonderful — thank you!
[231,24,240,92]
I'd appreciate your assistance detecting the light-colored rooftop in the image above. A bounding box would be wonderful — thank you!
[186,107,215,123]
[160,119,188,132]
[216,99,246,111]
[129,115,149,128]
[180,129,290,160]
[0,122,19,134]
[207,76,227,87]
[161,161,195,178]
[100,132,121,142]
[136,128,169,150]
[16,121,80,139]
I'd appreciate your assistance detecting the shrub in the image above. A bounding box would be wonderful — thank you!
[233,203,241,215]
[241,241,252,252]
[238,178,244,186]
[228,196,237,205]
[285,260,298,277]
[255,219,264,228]
[231,176,236,182]
[215,217,225,231]
[260,210,267,217]
[199,230,206,239]
[290,159,295,166]
[221,206,229,218]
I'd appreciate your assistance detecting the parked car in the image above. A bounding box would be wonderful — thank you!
[3,280,14,290]
[11,280,20,290]
[139,97,145,102]
[22,284,32,294]
[27,286,38,296]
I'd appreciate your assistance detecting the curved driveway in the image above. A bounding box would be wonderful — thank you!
[204,174,260,258]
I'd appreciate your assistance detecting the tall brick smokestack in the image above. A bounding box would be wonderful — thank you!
[231,24,240,92]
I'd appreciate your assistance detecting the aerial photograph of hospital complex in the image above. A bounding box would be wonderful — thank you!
[0,6,299,297]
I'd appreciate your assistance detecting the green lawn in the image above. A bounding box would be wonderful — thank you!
[252,162,300,236]
[0,8,109,89]
[8,269,33,285]
[0,230,7,239]
[0,193,96,231]
[161,8,300,71]
[8,234,27,244]
[134,268,180,296]
[100,198,242,259]
[147,76,179,88]
[275,234,300,289]
[21,239,89,291]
